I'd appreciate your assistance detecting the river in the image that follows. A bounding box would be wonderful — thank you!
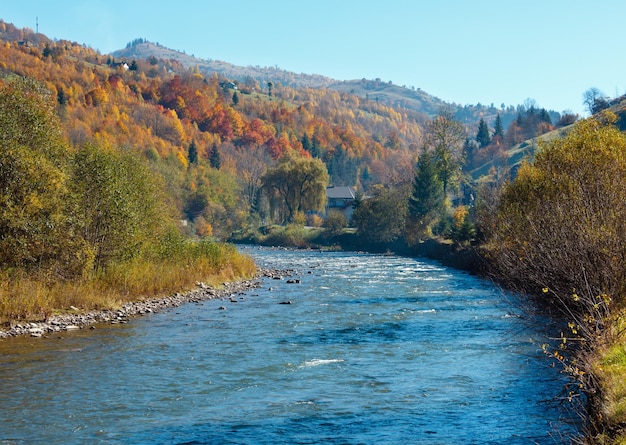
[0,246,579,444]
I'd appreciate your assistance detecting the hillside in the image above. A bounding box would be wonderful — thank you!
[114,39,567,136]
[469,97,626,182]
[0,20,431,238]
[112,41,335,89]
[328,78,447,116]
[0,20,573,240]
[113,40,472,121]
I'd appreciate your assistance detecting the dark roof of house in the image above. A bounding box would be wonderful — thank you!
[326,186,355,199]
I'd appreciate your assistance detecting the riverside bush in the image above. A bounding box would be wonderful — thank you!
[482,112,626,440]
[0,78,257,325]
[485,112,626,315]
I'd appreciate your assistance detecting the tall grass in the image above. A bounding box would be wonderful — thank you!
[0,241,256,325]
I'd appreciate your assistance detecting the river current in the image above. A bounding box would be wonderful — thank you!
[0,246,579,444]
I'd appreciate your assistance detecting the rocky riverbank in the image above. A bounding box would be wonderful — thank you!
[0,268,287,339]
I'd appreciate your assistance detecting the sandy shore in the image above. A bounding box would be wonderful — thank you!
[0,268,286,339]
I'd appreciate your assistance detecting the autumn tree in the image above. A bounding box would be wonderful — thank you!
[323,210,348,236]
[482,112,626,436]
[0,78,71,271]
[262,152,329,224]
[422,109,466,195]
[449,205,475,245]
[236,146,269,215]
[484,112,626,312]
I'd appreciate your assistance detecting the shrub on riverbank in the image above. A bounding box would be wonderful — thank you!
[231,224,328,249]
[481,112,626,442]
[0,78,256,326]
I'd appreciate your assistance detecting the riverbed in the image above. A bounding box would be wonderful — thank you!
[0,246,579,444]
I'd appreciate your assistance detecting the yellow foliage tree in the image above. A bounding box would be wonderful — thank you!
[485,111,626,312]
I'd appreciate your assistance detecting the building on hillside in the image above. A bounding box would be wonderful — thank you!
[111,61,129,70]
[326,186,356,221]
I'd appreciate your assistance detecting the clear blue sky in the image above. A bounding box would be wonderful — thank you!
[3,0,625,115]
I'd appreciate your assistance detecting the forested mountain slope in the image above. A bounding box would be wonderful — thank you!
[0,20,571,239]
[0,21,429,238]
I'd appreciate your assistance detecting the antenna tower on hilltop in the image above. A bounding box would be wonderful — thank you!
[36,17,38,34]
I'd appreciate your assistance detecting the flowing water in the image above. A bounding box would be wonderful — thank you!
[0,246,579,444]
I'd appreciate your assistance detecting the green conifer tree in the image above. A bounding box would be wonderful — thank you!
[188,140,198,165]
[409,151,444,219]
[493,113,504,140]
[210,144,221,170]
[476,118,491,147]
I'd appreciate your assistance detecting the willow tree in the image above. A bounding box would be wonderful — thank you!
[262,152,329,224]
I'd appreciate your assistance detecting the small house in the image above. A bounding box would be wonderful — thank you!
[326,186,356,221]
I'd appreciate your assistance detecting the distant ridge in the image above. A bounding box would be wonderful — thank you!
[328,79,447,116]
[112,40,446,116]
[112,41,335,89]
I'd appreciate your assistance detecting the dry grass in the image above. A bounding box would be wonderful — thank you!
[590,312,626,444]
[0,242,256,325]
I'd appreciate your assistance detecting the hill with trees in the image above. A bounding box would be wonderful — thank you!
[0,20,579,247]
[115,39,561,131]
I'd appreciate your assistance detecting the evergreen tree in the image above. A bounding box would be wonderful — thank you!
[409,151,444,220]
[360,166,371,187]
[476,118,491,147]
[232,90,239,106]
[57,87,67,106]
[210,144,221,170]
[187,140,198,165]
[301,133,312,152]
[462,138,479,171]
[310,137,322,158]
[493,113,504,140]
[539,108,552,124]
